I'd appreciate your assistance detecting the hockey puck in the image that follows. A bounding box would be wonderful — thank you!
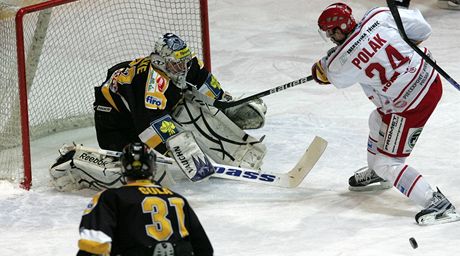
[409,237,418,249]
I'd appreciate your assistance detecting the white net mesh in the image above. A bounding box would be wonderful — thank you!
[0,0,209,186]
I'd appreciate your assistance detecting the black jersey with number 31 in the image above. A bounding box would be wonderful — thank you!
[77,180,213,256]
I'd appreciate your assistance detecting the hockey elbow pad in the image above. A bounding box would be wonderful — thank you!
[311,60,330,85]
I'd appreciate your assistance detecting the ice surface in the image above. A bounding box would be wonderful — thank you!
[1,0,459,255]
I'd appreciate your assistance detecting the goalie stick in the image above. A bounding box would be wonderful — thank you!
[76,136,327,188]
[188,75,313,110]
[211,136,328,188]
[386,0,460,91]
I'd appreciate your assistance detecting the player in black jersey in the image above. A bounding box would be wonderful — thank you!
[50,33,267,190]
[77,142,213,256]
[93,33,266,154]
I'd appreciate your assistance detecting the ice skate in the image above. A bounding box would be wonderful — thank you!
[415,188,460,225]
[348,167,392,191]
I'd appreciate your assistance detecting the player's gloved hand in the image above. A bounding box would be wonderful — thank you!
[311,60,330,85]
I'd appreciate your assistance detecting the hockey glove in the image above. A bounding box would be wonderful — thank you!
[311,60,330,85]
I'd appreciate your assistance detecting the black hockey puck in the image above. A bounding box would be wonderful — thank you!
[409,237,418,249]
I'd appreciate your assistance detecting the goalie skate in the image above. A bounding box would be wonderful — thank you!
[348,167,392,191]
[416,188,460,225]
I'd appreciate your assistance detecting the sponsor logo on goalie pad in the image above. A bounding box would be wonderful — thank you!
[171,145,214,181]
[78,152,109,167]
[191,156,215,181]
[214,166,276,182]
[173,146,194,175]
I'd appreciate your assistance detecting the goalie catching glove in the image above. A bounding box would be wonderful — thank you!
[311,59,330,85]
[224,97,267,130]
[220,91,267,130]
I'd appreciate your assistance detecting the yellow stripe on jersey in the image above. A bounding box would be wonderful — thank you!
[101,84,120,112]
[83,192,102,215]
[126,179,158,186]
[78,239,111,255]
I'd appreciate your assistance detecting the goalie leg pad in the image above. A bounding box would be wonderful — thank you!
[172,95,267,170]
[49,144,125,191]
[50,144,176,191]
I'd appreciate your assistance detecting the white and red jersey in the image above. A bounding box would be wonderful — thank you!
[322,7,438,114]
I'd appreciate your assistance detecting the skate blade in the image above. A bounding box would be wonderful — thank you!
[349,181,392,192]
[417,211,460,226]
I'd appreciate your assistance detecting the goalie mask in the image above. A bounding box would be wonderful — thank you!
[151,33,192,89]
[121,142,157,179]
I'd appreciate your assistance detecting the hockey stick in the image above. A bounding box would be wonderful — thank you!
[386,0,460,90]
[188,75,313,110]
[76,136,327,188]
[211,136,328,188]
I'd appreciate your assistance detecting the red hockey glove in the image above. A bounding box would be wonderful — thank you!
[311,60,330,85]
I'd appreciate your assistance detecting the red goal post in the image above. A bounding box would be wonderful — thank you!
[0,0,211,190]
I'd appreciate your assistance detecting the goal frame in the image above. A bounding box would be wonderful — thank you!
[12,0,211,190]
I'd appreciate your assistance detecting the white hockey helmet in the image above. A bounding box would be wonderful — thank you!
[151,33,192,88]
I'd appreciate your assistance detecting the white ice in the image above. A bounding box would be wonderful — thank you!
[1,0,460,255]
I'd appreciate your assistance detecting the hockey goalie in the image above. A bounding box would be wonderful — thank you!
[49,33,268,191]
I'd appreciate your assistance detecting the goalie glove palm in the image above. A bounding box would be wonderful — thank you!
[311,60,330,85]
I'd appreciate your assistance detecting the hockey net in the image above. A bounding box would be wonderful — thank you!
[0,0,211,189]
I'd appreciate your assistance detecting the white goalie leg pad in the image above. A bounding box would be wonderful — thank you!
[51,144,176,190]
[49,144,125,191]
[166,131,215,182]
[172,93,267,170]
[72,148,125,190]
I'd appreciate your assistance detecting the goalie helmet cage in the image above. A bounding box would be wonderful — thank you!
[0,0,211,190]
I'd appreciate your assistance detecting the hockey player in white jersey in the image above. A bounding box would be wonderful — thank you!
[311,2,458,225]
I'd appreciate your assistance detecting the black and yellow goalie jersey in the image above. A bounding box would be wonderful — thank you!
[77,180,213,256]
[93,55,224,153]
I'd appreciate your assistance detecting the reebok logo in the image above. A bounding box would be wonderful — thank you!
[79,153,108,167]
